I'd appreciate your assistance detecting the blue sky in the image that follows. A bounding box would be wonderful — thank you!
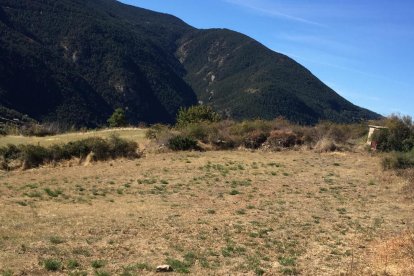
[120,0,414,117]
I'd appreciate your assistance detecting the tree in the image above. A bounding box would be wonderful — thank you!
[176,105,221,127]
[107,108,126,127]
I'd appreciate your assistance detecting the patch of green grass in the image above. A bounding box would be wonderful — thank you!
[166,258,191,273]
[278,256,296,266]
[49,236,65,244]
[44,259,62,271]
[121,263,152,275]
[1,269,13,276]
[67,259,80,269]
[44,188,63,197]
[336,208,347,215]
[229,189,240,195]
[68,272,88,276]
[24,191,42,198]
[91,260,106,269]
[236,209,246,215]
[94,271,110,276]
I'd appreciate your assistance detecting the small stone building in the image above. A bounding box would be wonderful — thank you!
[367,125,388,149]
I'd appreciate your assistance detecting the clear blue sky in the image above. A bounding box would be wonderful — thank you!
[120,0,414,118]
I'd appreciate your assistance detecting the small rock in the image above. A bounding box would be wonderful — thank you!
[156,265,173,272]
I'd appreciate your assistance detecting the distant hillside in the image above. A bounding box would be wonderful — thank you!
[0,0,380,126]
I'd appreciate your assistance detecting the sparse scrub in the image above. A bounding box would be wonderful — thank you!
[243,130,269,149]
[265,130,300,150]
[382,150,414,170]
[0,136,139,170]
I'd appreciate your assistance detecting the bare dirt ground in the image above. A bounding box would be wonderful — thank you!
[0,150,413,275]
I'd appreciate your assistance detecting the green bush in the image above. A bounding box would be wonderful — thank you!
[176,105,220,128]
[44,259,62,271]
[0,136,139,170]
[108,134,139,159]
[107,108,127,128]
[382,150,414,170]
[373,115,414,152]
[21,145,51,168]
[168,136,198,151]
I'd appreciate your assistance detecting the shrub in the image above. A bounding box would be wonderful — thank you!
[44,259,62,271]
[0,144,21,160]
[373,115,414,152]
[107,108,127,127]
[176,105,220,128]
[314,138,338,153]
[0,136,139,170]
[243,130,269,149]
[168,136,198,151]
[108,134,138,159]
[20,123,62,137]
[91,260,106,269]
[382,150,414,170]
[145,124,170,140]
[265,130,299,149]
[180,123,211,142]
[21,145,51,169]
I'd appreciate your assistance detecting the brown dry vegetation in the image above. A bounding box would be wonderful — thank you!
[0,146,413,275]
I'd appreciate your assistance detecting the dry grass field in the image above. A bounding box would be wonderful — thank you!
[0,128,147,148]
[0,138,413,275]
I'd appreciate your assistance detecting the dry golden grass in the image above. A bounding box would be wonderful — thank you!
[0,148,413,275]
[0,128,147,147]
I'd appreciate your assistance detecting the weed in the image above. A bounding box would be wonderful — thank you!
[230,189,240,195]
[49,236,65,244]
[44,259,62,271]
[44,188,62,197]
[95,271,110,276]
[91,260,106,269]
[122,263,152,275]
[236,209,246,215]
[166,258,191,273]
[337,208,347,215]
[278,256,296,266]
[1,270,13,276]
[67,259,80,269]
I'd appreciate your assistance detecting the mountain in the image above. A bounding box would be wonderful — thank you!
[0,0,380,127]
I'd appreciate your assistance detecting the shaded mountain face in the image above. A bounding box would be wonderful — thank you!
[0,0,380,126]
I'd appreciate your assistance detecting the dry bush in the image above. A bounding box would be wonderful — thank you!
[313,137,338,153]
[264,130,301,150]
[303,122,367,146]
[243,130,269,149]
